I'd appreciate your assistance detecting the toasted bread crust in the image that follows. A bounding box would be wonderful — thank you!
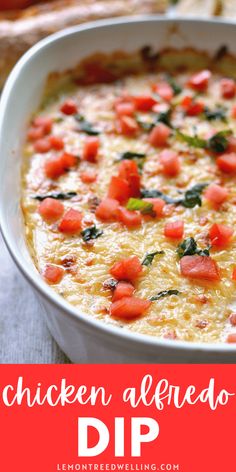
[0,0,167,87]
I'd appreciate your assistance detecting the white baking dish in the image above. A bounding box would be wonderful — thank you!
[1,16,236,363]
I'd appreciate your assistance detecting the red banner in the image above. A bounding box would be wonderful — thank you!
[0,365,235,472]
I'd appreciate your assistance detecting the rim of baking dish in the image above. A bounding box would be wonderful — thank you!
[1,15,236,355]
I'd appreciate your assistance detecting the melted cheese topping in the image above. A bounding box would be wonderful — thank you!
[22,62,236,343]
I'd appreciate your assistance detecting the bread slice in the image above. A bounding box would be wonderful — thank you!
[176,0,223,16]
[0,0,168,88]
[222,0,236,17]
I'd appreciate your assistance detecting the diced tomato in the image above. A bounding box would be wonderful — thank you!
[164,220,184,239]
[118,160,141,197]
[116,207,142,227]
[118,160,139,180]
[61,152,78,168]
[34,138,51,153]
[227,136,236,153]
[82,137,100,162]
[27,126,45,141]
[181,96,205,116]
[231,105,236,119]
[115,102,135,117]
[209,223,233,247]
[44,156,65,179]
[39,198,64,222]
[80,170,97,183]
[143,198,165,217]
[110,255,142,281]
[180,255,220,281]
[204,183,229,205]
[226,334,236,343]
[108,176,131,203]
[33,116,53,135]
[229,313,236,325]
[216,153,236,173]
[118,116,139,136]
[43,264,64,284]
[159,149,181,177]
[132,95,157,112]
[95,198,119,221]
[129,174,141,198]
[188,70,211,92]
[110,296,151,319]
[45,152,77,179]
[149,123,171,148]
[58,208,83,234]
[220,78,236,99]
[183,97,204,115]
[180,95,192,109]
[152,82,174,102]
[112,281,135,302]
[49,135,64,150]
[60,99,78,115]
[232,267,236,281]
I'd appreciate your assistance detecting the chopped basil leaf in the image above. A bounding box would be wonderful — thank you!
[166,76,182,95]
[176,128,232,153]
[120,151,146,160]
[75,114,100,135]
[140,189,179,205]
[204,107,227,122]
[177,237,210,259]
[156,109,172,127]
[142,250,165,266]
[141,183,207,209]
[126,198,154,215]
[137,109,172,131]
[180,183,208,208]
[34,191,77,201]
[150,289,181,301]
[81,225,103,242]
[176,129,207,148]
[207,129,232,153]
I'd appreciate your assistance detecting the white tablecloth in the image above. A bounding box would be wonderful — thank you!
[0,233,69,363]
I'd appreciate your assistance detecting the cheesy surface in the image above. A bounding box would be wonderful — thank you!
[22,49,236,343]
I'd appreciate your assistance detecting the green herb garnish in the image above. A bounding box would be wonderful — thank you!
[150,289,181,301]
[166,76,182,95]
[140,189,178,205]
[176,128,232,153]
[141,183,208,209]
[34,191,77,201]
[177,237,211,259]
[207,129,232,153]
[142,251,165,267]
[75,114,100,135]
[137,109,172,131]
[119,151,146,160]
[81,225,103,242]
[180,183,208,208]
[156,109,172,127]
[176,129,206,148]
[204,107,227,122]
[126,198,154,215]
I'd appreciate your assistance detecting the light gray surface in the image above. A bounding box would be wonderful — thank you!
[0,233,70,363]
